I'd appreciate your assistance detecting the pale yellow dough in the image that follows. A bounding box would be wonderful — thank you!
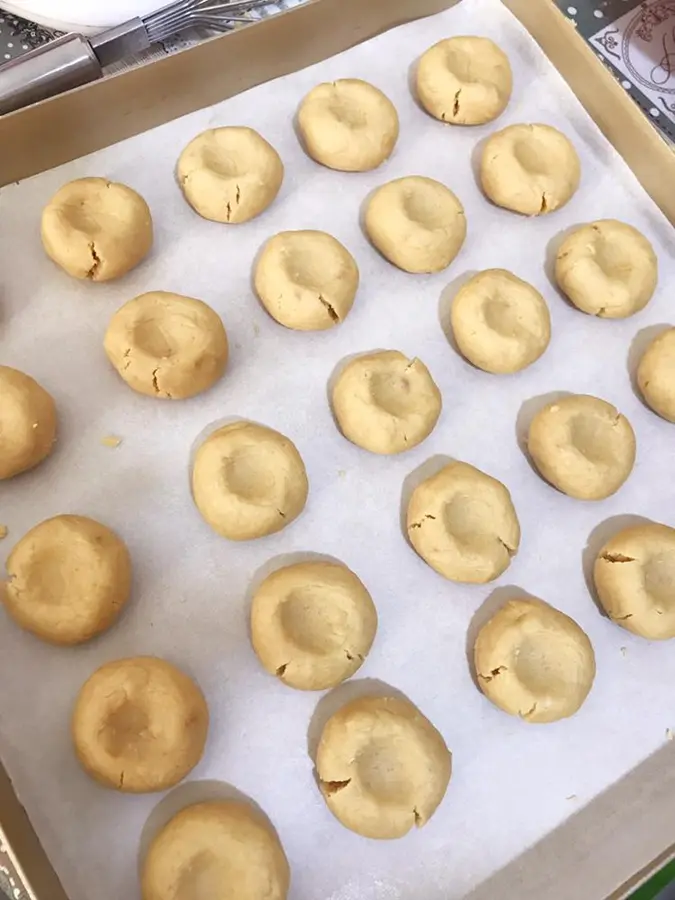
[332,351,441,454]
[250,560,377,690]
[141,800,290,900]
[416,36,513,126]
[480,123,581,215]
[41,177,152,281]
[72,656,208,793]
[0,366,57,480]
[297,78,399,172]
[316,695,451,839]
[555,220,657,318]
[474,597,596,723]
[3,515,131,645]
[104,291,228,400]
[192,421,308,540]
[594,523,675,640]
[637,328,675,422]
[451,269,551,374]
[406,460,520,583]
[527,394,636,500]
[365,176,466,273]
[254,230,359,330]
[178,127,284,223]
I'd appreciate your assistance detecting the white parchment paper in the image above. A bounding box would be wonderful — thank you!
[2,2,675,898]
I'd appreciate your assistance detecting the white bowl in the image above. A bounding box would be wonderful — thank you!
[0,0,163,32]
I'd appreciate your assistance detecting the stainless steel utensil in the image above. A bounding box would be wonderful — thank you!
[0,0,272,115]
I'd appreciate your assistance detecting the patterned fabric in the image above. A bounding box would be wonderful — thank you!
[0,11,60,62]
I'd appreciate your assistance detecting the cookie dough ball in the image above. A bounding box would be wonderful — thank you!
[638,328,675,422]
[297,78,399,172]
[594,523,675,640]
[480,124,581,215]
[41,177,152,281]
[72,657,209,793]
[332,351,441,454]
[406,460,520,583]
[555,220,657,318]
[178,127,284,223]
[254,230,359,331]
[527,394,636,500]
[251,560,377,690]
[0,366,57,480]
[141,800,290,900]
[451,269,551,374]
[104,291,228,400]
[192,421,308,541]
[474,597,596,723]
[365,176,466,274]
[3,515,131,645]
[315,694,451,839]
[416,36,512,126]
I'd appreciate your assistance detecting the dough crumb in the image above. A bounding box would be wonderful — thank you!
[101,435,122,449]
[0,526,8,540]
[667,728,674,741]
[566,794,577,801]
[620,646,627,657]
[337,469,347,478]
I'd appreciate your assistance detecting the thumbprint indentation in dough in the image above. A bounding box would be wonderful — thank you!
[402,186,450,229]
[132,318,181,359]
[513,138,550,175]
[514,632,573,697]
[279,587,351,655]
[224,447,277,505]
[442,493,512,552]
[328,98,368,128]
[369,370,417,418]
[568,413,617,466]
[356,738,416,805]
[200,145,248,179]
[100,701,150,758]
[643,554,675,609]
[482,297,526,339]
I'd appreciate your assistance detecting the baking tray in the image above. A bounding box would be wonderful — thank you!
[2,1,675,899]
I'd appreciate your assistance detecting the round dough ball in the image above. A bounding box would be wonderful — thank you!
[3,514,131,645]
[192,421,308,541]
[480,123,581,215]
[254,230,359,331]
[251,560,377,690]
[297,78,399,172]
[638,328,675,422]
[594,523,675,640]
[416,36,513,126]
[364,176,466,274]
[104,291,228,400]
[555,220,657,318]
[527,394,636,500]
[474,597,596,723]
[451,269,551,374]
[141,800,290,900]
[331,351,441,454]
[41,177,152,281]
[0,366,56,480]
[315,694,451,839]
[72,656,209,793]
[178,127,284,223]
[406,460,520,583]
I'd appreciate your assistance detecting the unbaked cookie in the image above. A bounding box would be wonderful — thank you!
[474,597,596,723]
[251,560,377,690]
[527,394,636,500]
[416,36,512,126]
[3,515,131,645]
[480,124,581,215]
[331,351,441,454]
[178,127,284,223]
[72,656,209,793]
[254,230,359,330]
[594,523,675,640]
[450,269,551,374]
[406,460,520,583]
[192,421,308,540]
[297,78,399,172]
[0,366,57,480]
[555,220,657,318]
[316,694,451,839]
[104,291,228,400]
[637,328,675,422]
[141,800,290,900]
[364,176,466,273]
[41,177,152,281]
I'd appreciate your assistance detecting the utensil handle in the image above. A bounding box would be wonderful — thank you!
[0,34,102,116]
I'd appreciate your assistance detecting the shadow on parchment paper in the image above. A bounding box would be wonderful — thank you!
[470,133,491,187]
[464,584,537,692]
[543,222,586,300]
[399,453,455,543]
[515,391,573,479]
[582,513,655,618]
[627,323,672,405]
[137,779,281,876]
[437,269,479,358]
